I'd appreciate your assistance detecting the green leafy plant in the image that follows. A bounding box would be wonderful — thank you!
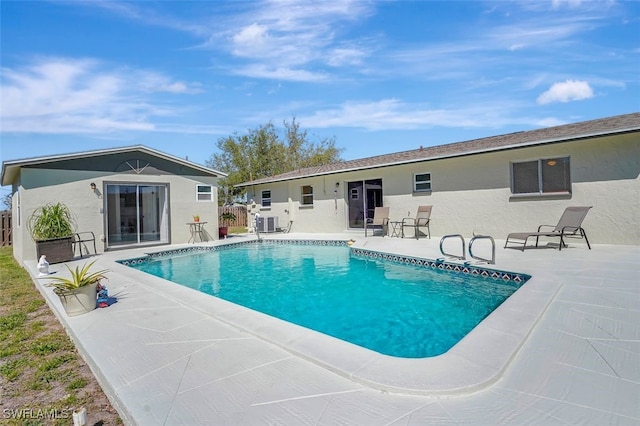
[221,212,236,227]
[193,214,200,222]
[28,202,75,241]
[46,260,109,291]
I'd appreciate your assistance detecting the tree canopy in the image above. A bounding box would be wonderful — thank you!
[206,119,343,205]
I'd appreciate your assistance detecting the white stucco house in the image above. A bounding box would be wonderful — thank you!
[1,145,226,264]
[237,112,640,246]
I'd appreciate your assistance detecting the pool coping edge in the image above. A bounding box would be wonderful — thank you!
[112,238,555,397]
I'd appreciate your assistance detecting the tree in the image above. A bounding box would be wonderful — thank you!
[207,118,343,205]
[2,192,11,211]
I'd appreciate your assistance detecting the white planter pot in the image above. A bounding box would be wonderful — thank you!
[54,283,97,316]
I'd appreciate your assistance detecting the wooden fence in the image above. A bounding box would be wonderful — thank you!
[1,211,11,247]
[218,206,247,228]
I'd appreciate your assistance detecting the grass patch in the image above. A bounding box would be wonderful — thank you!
[0,312,27,330]
[0,357,28,381]
[39,354,76,372]
[228,225,247,234]
[0,247,121,424]
[30,333,74,355]
[66,377,88,391]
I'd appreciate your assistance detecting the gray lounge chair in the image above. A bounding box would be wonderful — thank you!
[276,220,293,233]
[401,205,432,239]
[365,207,389,237]
[505,206,592,251]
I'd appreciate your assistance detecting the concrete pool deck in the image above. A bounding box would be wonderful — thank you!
[25,233,640,425]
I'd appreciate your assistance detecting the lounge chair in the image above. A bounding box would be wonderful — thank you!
[276,220,293,233]
[365,207,389,237]
[401,205,432,239]
[504,206,592,251]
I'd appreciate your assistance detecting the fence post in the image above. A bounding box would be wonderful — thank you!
[1,211,12,247]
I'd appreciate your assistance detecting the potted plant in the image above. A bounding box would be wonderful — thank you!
[218,211,236,238]
[28,202,75,264]
[46,260,109,316]
[193,214,200,223]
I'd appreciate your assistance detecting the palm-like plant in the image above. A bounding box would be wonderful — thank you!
[28,202,75,240]
[46,260,109,291]
[221,212,236,226]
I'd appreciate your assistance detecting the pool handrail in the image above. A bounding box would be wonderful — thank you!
[468,235,496,264]
[439,234,466,261]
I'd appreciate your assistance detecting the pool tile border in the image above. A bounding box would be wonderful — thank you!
[116,239,348,266]
[118,239,530,285]
[351,247,531,284]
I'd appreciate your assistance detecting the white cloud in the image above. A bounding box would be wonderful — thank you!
[300,99,526,130]
[0,57,203,134]
[78,1,212,38]
[93,1,374,80]
[218,0,373,77]
[487,19,595,51]
[535,117,567,127]
[136,71,203,94]
[233,23,270,48]
[326,47,367,67]
[232,64,328,82]
[536,80,594,104]
[551,0,584,10]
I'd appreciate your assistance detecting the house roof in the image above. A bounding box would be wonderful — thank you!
[1,145,227,186]
[236,112,640,188]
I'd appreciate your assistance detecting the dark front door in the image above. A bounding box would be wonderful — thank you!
[347,179,383,229]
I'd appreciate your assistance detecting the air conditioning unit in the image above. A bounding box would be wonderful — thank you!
[257,216,278,233]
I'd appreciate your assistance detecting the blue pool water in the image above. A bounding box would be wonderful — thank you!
[127,243,525,358]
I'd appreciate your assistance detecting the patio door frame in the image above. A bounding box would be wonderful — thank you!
[347,178,383,229]
[104,183,169,249]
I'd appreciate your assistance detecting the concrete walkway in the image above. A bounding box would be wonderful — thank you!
[27,234,640,425]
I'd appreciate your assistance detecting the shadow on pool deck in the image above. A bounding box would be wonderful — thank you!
[25,233,640,425]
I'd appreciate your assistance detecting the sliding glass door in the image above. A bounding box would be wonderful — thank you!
[106,184,168,247]
[347,179,383,228]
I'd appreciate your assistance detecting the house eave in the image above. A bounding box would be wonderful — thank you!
[235,125,640,188]
[1,144,227,186]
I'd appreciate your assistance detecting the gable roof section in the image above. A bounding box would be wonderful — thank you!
[1,145,226,186]
[236,112,640,187]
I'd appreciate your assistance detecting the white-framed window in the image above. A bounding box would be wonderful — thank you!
[414,173,432,192]
[261,190,272,207]
[196,184,213,202]
[510,157,571,195]
[301,185,313,205]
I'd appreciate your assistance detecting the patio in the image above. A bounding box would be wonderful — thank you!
[25,233,640,425]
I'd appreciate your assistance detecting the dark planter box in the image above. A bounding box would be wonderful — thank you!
[218,226,228,239]
[36,237,74,264]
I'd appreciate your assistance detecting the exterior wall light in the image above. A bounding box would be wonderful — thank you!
[90,182,97,191]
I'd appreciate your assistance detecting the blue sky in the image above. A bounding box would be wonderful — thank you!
[1,0,639,186]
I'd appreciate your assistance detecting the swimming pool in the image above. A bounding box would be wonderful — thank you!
[122,241,529,358]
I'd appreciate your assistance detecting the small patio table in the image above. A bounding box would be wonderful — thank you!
[187,222,207,243]
[389,221,403,238]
